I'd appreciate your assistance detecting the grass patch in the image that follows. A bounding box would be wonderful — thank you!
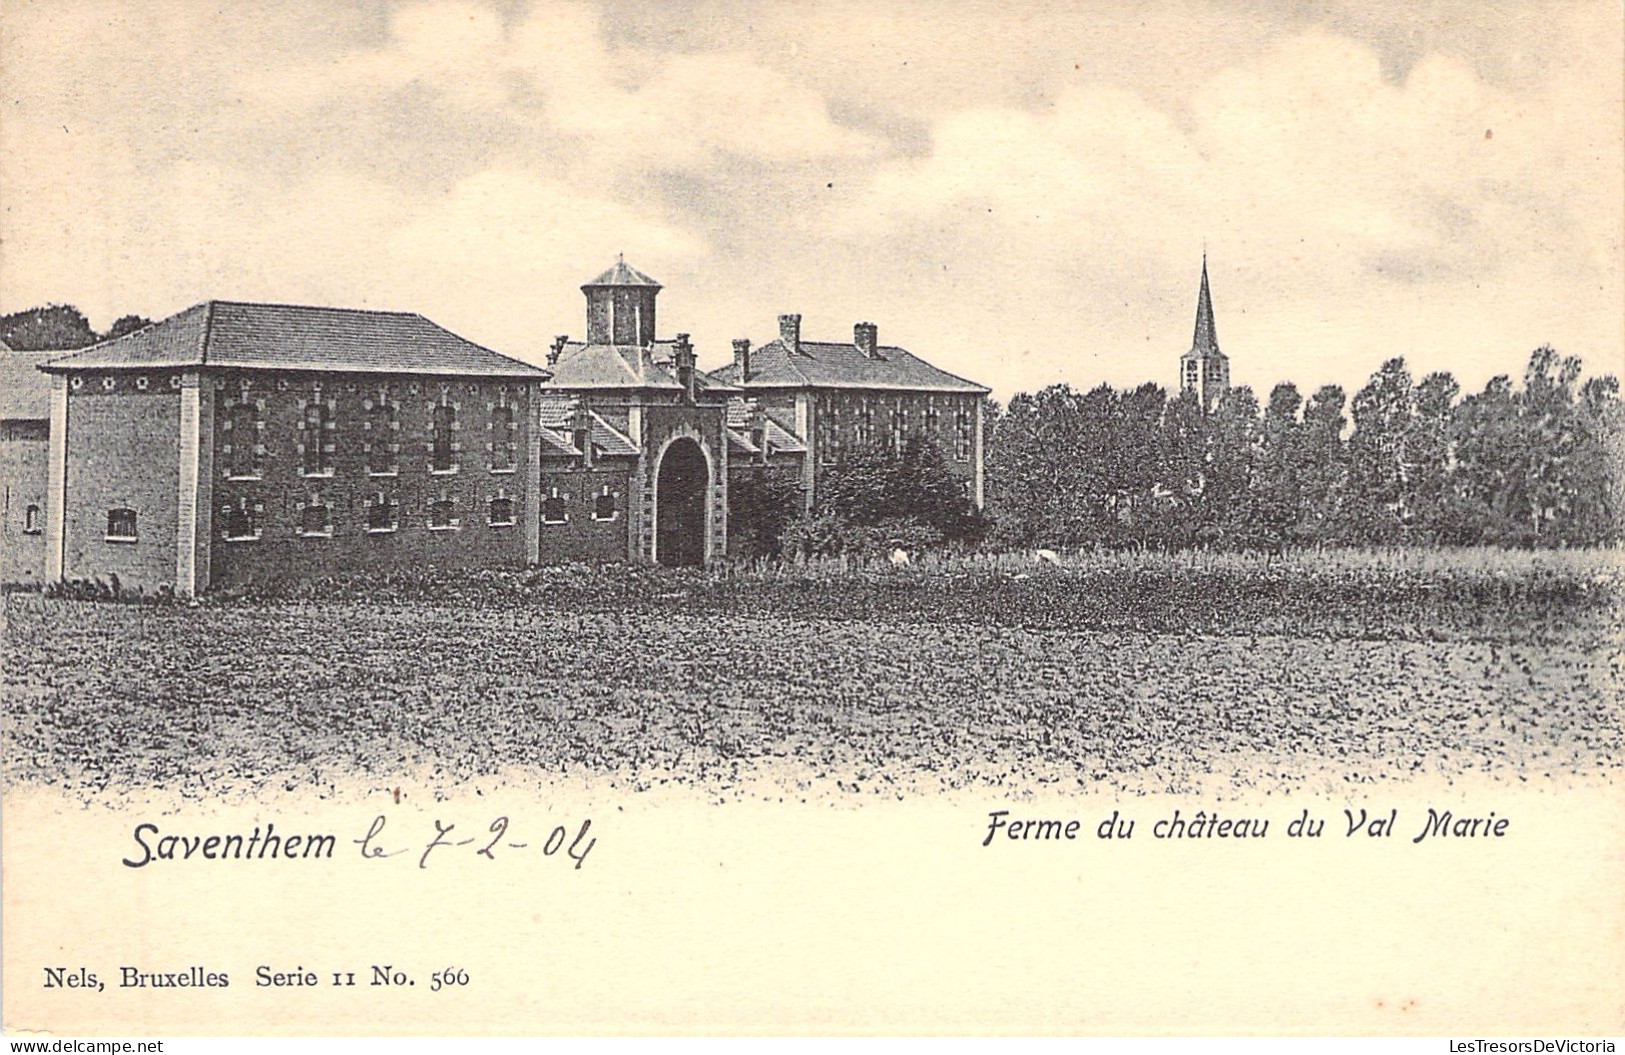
[3,547,1620,801]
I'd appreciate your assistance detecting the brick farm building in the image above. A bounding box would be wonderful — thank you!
[3,262,988,596]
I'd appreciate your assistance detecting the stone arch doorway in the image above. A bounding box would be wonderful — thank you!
[655,437,708,567]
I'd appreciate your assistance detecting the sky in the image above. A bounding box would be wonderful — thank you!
[2,0,1621,403]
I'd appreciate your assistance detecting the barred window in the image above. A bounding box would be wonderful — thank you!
[366,494,397,533]
[302,401,332,476]
[817,402,837,465]
[542,490,567,525]
[228,401,260,478]
[490,405,515,472]
[429,499,459,530]
[432,404,456,473]
[367,399,398,475]
[106,507,137,542]
[221,500,259,542]
[300,500,331,537]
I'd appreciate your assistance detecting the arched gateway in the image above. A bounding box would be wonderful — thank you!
[654,438,708,567]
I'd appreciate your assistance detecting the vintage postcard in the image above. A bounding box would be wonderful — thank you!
[2,0,1622,1038]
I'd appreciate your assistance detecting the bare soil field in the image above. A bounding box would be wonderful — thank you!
[3,549,1621,801]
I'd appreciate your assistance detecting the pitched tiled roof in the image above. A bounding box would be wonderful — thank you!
[1,350,57,419]
[38,301,550,379]
[762,417,806,453]
[539,429,583,457]
[582,258,661,289]
[723,396,809,457]
[535,392,641,458]
[711,336,988,394]
[536,429,581,455]
[549,341,684,390]
[726,397,757,428]
[547,340,739,395]
[590,413,639,456]
[536,392,579,429]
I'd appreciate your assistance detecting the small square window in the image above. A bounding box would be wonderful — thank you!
[429,499,459,530]
[366,497,397,534]
[106,507,137,542]
[593,490,617,522]
[300,503,332,537]
[488,496,515,527]
[222,502,260,542]
[542,493,567,524]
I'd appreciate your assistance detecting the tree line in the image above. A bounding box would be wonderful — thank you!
[1,304,151,350]
[985,347,1624,551]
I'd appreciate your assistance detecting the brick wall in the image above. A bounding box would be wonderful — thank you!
[1,420,48,584]
[60,375,182,593]
[536,466,634,563]
[206,371,534,588]
[808,390,981,479]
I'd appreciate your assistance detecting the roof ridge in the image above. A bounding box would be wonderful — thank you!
[199,300,216,365]
[209,298,419,317]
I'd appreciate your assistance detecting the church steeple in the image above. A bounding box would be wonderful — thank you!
[1191,255,1219,356]
[1180,254,1230,411]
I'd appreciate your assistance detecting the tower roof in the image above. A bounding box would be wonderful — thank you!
[1189,255,1221,358]
[581,255,662,290]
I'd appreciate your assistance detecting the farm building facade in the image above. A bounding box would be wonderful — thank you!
[5,261,988,595]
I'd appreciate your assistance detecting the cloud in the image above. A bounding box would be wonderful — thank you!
[816,22,1621,397]
[1,1,1616,404]
[235,0,879,172]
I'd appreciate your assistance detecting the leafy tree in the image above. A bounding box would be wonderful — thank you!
[1254,383,1305,548]
[1343,358,1416,543]
[1296,384,1348,543]
[1102,383,1167,546]
[1151,389,1208,549]
[1201,385,1261,547]
[1,304,98,350]
[104,314,152,340]
[1518,346,1589,543]
[1452,374,1525,544]
[1573,375,1625,544]
[812,436,985,550]
[727,466,803,558]
[1405,371,1461,542]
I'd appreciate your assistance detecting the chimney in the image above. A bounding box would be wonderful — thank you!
[778,313,801,355]
[854,321,878,359]
[751,404,768,461]
[732,338,752,383]
[549,334,569,366]
[674,333,696,403]
[571,402,594,467]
